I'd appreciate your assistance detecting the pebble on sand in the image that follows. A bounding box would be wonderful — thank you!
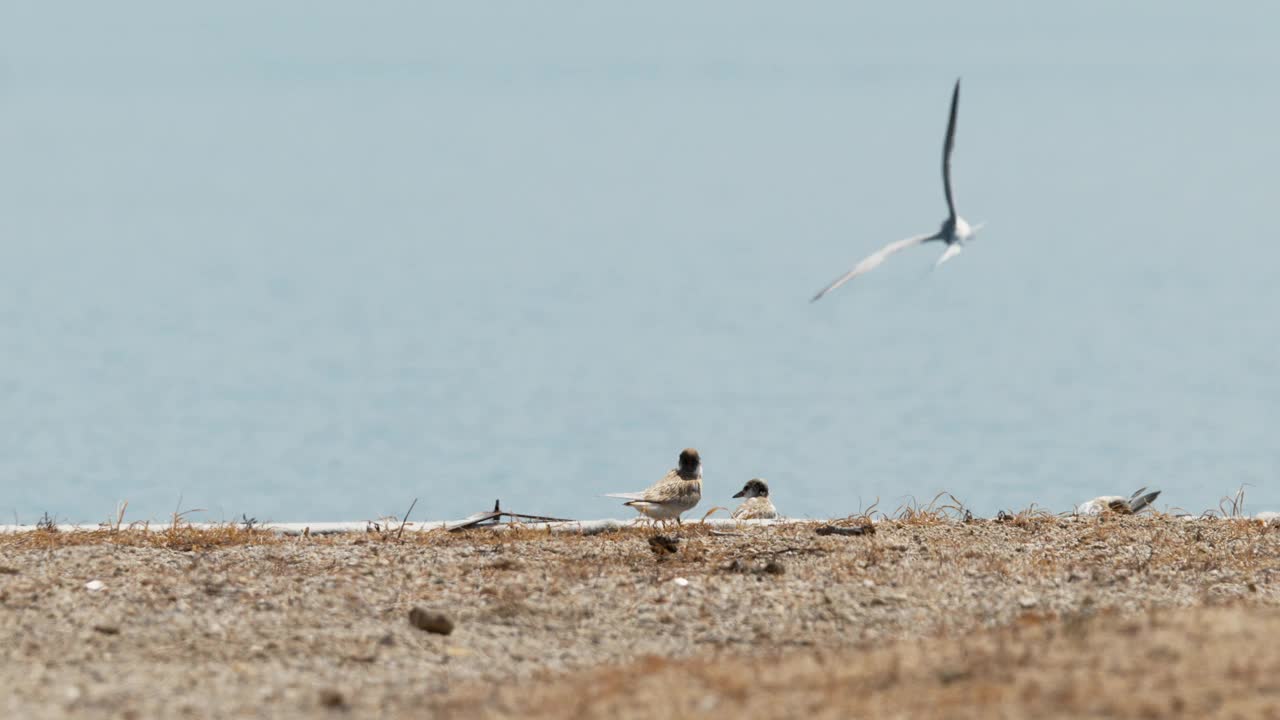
[318,689,347,709]
[409,607,454,635]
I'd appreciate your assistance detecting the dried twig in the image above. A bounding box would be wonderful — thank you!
[111,501,128,532]
[751,545,827,557]
[396,498,418,541]
[170,495,206,531]
[816,524,874,537]
[699,506,730,522]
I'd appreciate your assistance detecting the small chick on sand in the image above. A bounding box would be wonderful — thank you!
[732,478,777,520]
[605,448,703,523]
[1078,487,1161,516]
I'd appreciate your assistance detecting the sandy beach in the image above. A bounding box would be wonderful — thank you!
[2,515,1279,718]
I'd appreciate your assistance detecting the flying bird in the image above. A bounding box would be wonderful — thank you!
[605,448,703,524]
[811,78,983,302]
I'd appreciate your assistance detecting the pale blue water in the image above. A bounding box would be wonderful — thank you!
[3,3,1279,524]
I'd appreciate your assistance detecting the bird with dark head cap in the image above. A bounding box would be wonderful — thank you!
[605,448,703,524]
[732,478,777,520]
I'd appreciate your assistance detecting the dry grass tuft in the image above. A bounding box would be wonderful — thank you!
[890,492,970,526]
[1215,484,1250,519]
[837,497,881,526]
[0,523,280,551]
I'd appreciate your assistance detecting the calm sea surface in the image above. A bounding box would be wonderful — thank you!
[2,4,1278,523]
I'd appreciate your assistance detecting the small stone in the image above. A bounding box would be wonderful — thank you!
[649,535,680,555]
[409,607,454,635]
[318,689,346,709]
[673,577,689,587]
[1019,595,1039,609]
[762,561,785,575]
[84,580,105,592]
[92,624,120,635]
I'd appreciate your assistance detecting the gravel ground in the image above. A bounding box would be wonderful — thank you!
[1,515,1278,718]
[446,604,1280,719]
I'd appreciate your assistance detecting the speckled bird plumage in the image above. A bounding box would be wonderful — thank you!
[605,448,703,521]
[732,478,777,520]
[1078,487,1161,516]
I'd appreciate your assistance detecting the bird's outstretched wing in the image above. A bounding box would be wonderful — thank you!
[934,242,963,268]
[810,233,937,302]
[1127,487,1161,513]
[942,78,961,222]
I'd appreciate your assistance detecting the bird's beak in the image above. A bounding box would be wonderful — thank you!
[732,490,745,498]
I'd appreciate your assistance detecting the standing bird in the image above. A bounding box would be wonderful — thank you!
[731,478,778,520]
[811,78,983,302]
[605,448,703,524]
